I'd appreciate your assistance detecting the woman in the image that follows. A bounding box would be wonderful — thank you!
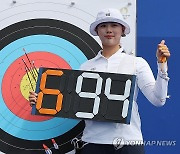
[29,8,170,154]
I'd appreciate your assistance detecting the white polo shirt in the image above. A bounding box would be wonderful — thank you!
[80,48,169,144]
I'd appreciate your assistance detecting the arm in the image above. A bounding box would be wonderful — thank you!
[137,59,169,106]
[137,40,170,106]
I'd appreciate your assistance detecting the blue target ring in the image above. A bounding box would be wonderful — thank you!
[0,35,87,140]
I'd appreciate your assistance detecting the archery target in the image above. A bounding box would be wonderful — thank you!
[0,0,136,153]
[0,15,101,154]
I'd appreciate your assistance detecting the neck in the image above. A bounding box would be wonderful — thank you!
[102,45,120,58]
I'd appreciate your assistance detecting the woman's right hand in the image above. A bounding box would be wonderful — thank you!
[29,91,38,107]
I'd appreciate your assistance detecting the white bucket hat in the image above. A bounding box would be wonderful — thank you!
[90,8,130,36]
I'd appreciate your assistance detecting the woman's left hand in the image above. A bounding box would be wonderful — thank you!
[156,40,171,63]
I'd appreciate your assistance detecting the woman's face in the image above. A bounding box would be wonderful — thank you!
[96,22,124,47]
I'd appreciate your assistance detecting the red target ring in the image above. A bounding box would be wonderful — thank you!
[2,51,71,122]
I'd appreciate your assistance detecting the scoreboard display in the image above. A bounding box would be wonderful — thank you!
[32,68,136,124]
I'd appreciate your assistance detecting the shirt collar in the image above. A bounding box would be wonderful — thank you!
[94,47,125,60]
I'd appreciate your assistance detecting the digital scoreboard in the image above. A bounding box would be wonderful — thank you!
[32,68,136,124]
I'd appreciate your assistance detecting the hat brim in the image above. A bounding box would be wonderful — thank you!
[90,17,130,36]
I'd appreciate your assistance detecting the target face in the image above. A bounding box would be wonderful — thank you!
[0,18,101,153]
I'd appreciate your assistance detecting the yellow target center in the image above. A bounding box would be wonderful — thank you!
[20,68,39,100]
